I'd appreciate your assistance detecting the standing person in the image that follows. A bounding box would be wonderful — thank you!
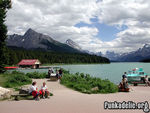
[39,82,50,98]
[122,72,127,82]
[56,69,59,79]
[144,75,150,86]
[29,81,40,101]
[48,68,53,78]
[58,68,63,79]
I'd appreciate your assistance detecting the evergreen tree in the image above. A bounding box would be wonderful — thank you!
[7,47,110,65]
[0,0,11,73]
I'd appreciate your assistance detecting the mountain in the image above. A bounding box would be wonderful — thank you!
[65,39,97,55]
[103,44,150,62]
[7,28,81,53]
[103,51,121,61]
[66,39,82,50]
[117,44,150,62]
[95,52,103,56]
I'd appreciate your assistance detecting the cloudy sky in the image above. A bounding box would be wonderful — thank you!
[6,0,150,53]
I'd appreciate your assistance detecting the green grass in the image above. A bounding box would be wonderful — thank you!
[2,71,32,88]
[60,70,118,94]
[0,74,6,86]
[0,70,52,89]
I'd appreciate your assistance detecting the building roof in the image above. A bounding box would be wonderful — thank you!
[18,59,40,65]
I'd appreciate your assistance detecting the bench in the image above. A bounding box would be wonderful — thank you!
[11,93,30,101]
[131,81,145,86]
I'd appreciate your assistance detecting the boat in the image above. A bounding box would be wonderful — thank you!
[127,68,149,83]
[4,66,19,70]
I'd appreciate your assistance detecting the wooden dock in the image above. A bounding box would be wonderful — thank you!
[39,66,61,69]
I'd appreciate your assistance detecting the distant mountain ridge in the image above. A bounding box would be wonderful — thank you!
[102,44,150,62]
[7,28,81,53]
[102,51,121,61]
[118,44,150,62]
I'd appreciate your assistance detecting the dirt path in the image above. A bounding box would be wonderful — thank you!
[0,79,150,113]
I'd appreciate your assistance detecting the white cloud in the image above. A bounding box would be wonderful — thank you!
[96,0,150,53]
[5,0,150,53]
[6,0,100,51]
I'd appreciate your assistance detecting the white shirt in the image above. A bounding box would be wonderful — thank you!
[41,85,48,90]
[29,85,37,93]
[145,76,149,81]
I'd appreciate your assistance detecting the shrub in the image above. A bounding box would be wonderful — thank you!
[26,72,47,79]
[62,69,70,74]
[60,71,118,94]
[4,74,32,88]
[2,71,49,88]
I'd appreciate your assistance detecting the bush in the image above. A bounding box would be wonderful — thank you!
[4,73,32,88]
[26,72,48,79]
[60,71,118,94]
[62,69,70,74]
[2,71,48,88]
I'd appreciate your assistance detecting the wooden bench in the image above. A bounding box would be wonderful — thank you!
[131,81,145,86]
[11,93,30,101]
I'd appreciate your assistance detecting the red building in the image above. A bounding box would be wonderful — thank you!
[18,59,41,69]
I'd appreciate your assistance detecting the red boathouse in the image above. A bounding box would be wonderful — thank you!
[18,59,41,69]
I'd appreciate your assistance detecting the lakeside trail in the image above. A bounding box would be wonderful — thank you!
[0,79,150,113]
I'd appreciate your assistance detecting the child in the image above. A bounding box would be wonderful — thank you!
[39,82,50,98]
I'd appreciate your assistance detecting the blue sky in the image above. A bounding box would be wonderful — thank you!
[75,17,128,41]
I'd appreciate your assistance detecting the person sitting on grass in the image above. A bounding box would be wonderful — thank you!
[118,78,130,92]
[39,82,50,99]
[144,75,150,86]
[29,81,40,101]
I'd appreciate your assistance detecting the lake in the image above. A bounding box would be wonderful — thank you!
[16,63,150,84]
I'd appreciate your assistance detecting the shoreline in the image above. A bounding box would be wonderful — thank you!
[5,62,150,68]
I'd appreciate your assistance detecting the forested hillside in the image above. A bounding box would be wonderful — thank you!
[7,47,110,65]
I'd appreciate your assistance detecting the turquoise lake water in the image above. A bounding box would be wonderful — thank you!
[16,63,150,84]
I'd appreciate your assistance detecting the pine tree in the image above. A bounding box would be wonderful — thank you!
[0,0,11,73]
